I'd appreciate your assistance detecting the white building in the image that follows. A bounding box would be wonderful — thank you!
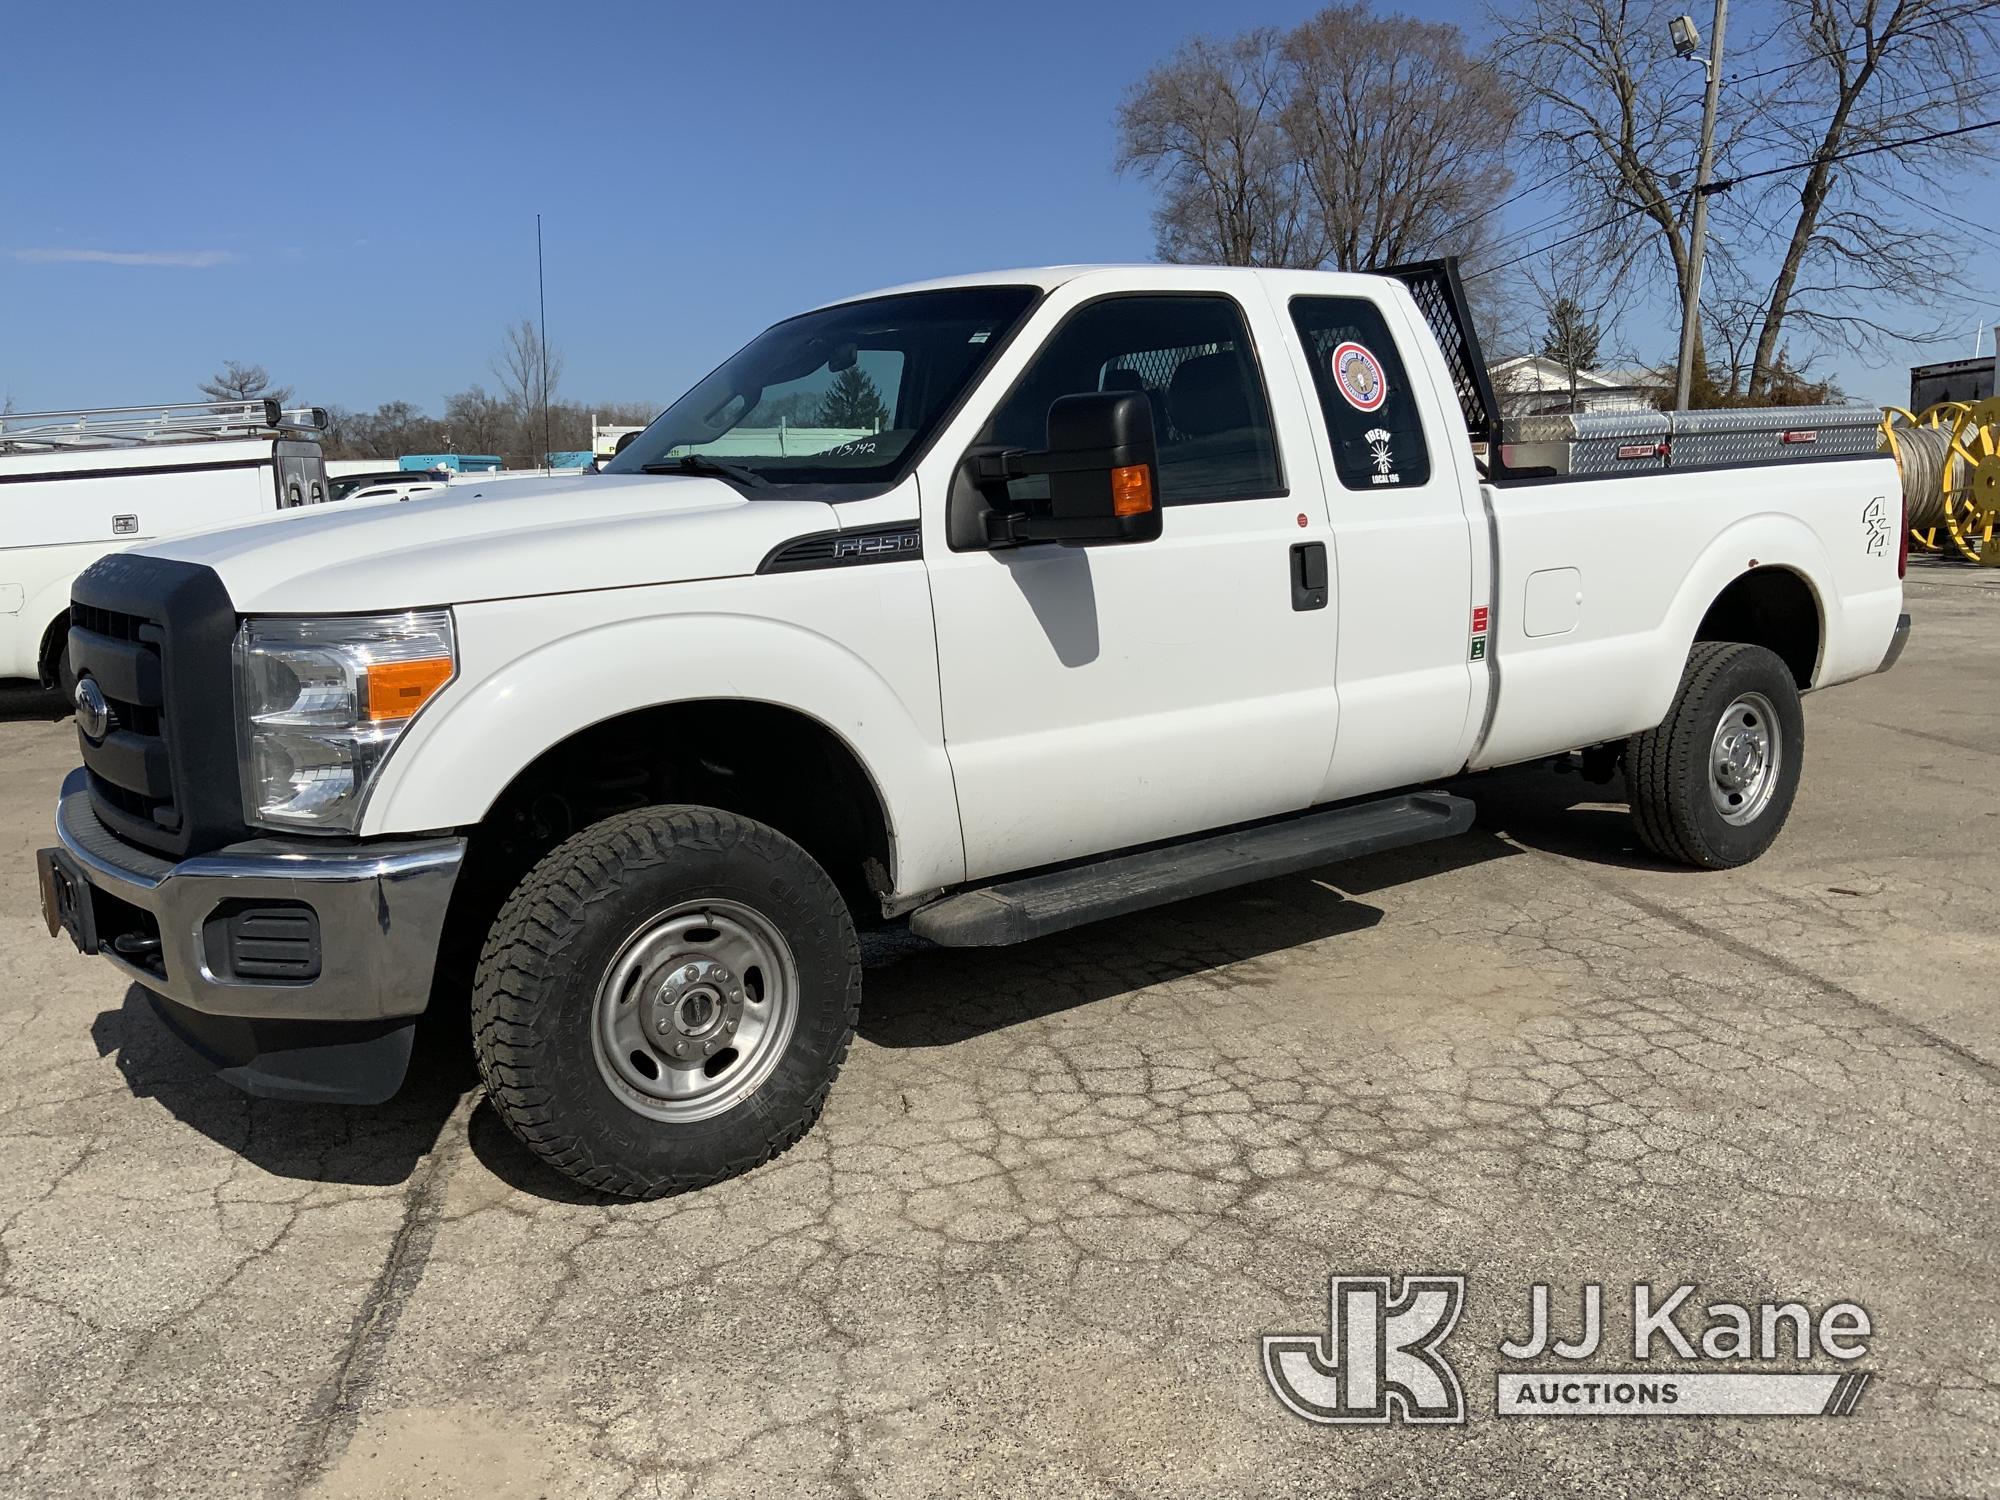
[1488,355,1658,417]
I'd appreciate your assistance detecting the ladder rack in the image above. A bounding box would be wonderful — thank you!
[0,400,329,453]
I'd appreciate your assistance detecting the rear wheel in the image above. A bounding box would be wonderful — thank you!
[1625,642,1804,869]
[471,805,860,1198]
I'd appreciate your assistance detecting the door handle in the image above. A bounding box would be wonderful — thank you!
[1290,541,1328,611]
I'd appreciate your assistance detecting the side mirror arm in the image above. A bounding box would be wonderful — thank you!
[980,508,1129,548]
[973,446,1130,483]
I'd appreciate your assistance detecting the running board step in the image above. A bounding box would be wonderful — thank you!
[908,791,1475,947]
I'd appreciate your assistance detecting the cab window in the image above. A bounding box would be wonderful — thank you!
[980,294,1282,506]
[1289,296,1432,491]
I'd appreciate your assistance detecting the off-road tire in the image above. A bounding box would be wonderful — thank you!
[1625,641,1804,869]
[471,805,860,1198]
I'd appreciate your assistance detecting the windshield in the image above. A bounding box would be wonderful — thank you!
[605,285,1038,492]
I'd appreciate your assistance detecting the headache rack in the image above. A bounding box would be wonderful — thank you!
[0,400,329,454]
[1379,257,1504,453]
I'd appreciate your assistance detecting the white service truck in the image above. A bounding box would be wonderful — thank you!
[37,262,1909,1197]
[1,401,331,690]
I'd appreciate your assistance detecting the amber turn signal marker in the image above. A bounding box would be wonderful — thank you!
[364,657,453,722]
[1110,464,1153,517]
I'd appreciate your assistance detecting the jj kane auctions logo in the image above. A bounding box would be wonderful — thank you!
[1263,1276,1874,1423]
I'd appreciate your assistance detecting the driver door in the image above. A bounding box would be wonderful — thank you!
[922,278,1341,883]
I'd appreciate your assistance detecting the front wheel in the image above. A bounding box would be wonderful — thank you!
[1625,641,1805,869]
[471,806,860,1198]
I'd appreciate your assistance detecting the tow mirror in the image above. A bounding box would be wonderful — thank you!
[974,390,1162,547]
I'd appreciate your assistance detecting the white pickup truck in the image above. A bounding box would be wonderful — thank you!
[37,262,1909,1197]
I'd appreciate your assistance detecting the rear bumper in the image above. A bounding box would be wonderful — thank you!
[39,767,463,1024]
[1877,612,1912,674]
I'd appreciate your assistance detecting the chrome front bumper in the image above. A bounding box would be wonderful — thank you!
[39,768,464,1023]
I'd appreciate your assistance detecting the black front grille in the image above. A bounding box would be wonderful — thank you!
[71,599,176,839]
[115,702,162,737]
[70,554,243,858]
[72,601,146,641]
[90,776,158,823]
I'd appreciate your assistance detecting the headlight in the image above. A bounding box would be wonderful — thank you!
[234,611,455,832]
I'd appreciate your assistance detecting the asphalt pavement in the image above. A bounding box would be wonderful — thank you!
[1,560,1995,1498]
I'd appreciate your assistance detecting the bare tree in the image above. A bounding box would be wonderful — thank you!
[199,360,293,406]
[1116,7,1515,273]
[1116,29,1324,267]
[1494,0,1999,398]
[1699,270,1772,399]
[443,384,513,456]
[322,400,445,461]
[1490,0,1719,375]
[1281,4,1516,270]
[492,318,564,424]
[1736,0,1999,397]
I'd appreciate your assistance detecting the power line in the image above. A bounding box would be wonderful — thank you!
[1471,113,1996,279]
[1464,201,1662,281]
[1484,70,1974,254]
[1463,158,1696,269]
[1703,115,2000,193]
[1716,14,1956,90]
[1723,70,1989,159]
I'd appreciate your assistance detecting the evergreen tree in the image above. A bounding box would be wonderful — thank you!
[813,366,888,429]
[1540,297,1600,375]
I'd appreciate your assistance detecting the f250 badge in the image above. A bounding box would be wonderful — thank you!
[833,530,919,560]
[1861,497,1889,558]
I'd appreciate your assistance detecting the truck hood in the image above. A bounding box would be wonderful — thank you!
[140,474,838,613]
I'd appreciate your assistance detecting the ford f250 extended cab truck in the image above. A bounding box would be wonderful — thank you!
[37,261,1911,1198]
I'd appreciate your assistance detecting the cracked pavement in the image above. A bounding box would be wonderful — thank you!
[2,561,1996,1498]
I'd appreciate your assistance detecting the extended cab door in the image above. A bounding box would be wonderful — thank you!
[1260,278,1488,801]
[921,275,1340,882]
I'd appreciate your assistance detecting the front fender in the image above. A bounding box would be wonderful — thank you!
[360,604,966,896]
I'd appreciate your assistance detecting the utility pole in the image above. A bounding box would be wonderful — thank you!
[1672,0,1727,411]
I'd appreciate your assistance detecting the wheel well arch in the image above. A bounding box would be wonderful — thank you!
[461,698,898,930]
[37,609,69,688]
[1694,566,1821,689]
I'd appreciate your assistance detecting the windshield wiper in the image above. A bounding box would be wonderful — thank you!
[640,454,773,491]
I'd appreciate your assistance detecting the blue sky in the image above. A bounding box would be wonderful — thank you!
[0,0,1986,415]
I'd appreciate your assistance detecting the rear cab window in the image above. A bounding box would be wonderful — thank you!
[1289,296,1431,492]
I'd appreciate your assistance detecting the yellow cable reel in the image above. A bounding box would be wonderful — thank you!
[1880,400,1995,561]
[1943,399,2000,564]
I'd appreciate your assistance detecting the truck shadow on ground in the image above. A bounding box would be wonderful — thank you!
[91,762,1678,1202]
[1443,763,1693,874]
[0,685,69,723]
[90,988,472,1188]
[857,764,1687,1052]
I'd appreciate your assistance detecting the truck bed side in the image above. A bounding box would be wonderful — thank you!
[1470,455,1903,771]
